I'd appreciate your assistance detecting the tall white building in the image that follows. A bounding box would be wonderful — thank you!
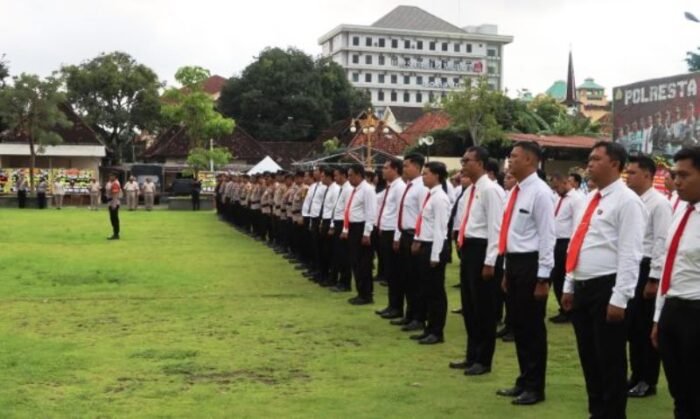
[318,6,513,112]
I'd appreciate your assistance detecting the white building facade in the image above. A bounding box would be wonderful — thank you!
[318,6,514,112]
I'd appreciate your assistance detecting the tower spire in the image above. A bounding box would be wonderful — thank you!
[565,49,578,108]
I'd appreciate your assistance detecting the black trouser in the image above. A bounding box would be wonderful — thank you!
[418,241,447,338]
[191,191,200,210]
[17,190,27,208]
[216,193,222,215]
[380,230,401,312]
[505,252,547,395]
[37,192,47,209]
[551,238,570,315]
[331,220,351,289]
[461,239,497,367]
[348,222,373,299]
[627,257,660,388]
[372,227,383,280]
[399,229,425,322]
[309,217,322,272]
[302,217,312,264]
[495,255,511,327]
[571,274,627,419]
[659,298,700,419]
[109,204,120,236]
[319,219,333,282]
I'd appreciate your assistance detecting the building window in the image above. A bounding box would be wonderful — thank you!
[487,49,497,57]
[429,92,435,102]
[429,59,436,69]
[403,92,410,103]
[416,92,423,103]
[378,74,385,83]
[366,37,372,47]
[352,55,359,64]
[352,36,360,46]
[466,44,472,53]
[391,91,397,102]
[441,77,448,86]
[390,74,397,84]
[417,40,423,50]
[404,57,411,67]
[352,73,359,82]
[429,41,436,51]
[378,55,385,66]
[378,38,385,48]
[391,39,398,48]
[404,40,411,49]
[428,76,435,84]
[365,73,372,83]
[441,60,447,69]
[488,66,496,75]
[416,76,423,85]
[442,42,448,51]
[365,55,372,65]
[378,91,385,101]
[488,83,496,90]
[404,75,410,85]
[454,43,461,52]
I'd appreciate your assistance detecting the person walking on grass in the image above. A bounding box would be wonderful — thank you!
[107,173,122,240]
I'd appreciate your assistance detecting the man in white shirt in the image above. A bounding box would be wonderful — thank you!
[375,158,407,319]
[53,180,65,209]
[449,146,505,376]
[318,167,339,287]
[301,169,321,278]
[390,153,429,332]
[142,178,156,211]
[651,146,700,418]
[341,164,377,305]
[88,178,101,211]
[329,167,353,293]
[124,176,139,211]
[548,172,585,324]
[561,142,647,419]
[625,155,673,398]
[495,141,555,406]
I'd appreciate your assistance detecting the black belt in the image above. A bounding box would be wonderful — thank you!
[665,298,700,309]
[504,251,538,259]
[573,274,616,290]
[401,229,416,235]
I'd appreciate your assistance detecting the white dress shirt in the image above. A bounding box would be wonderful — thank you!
[446,181,456,205]
[563,179,647,309]
[498,171,556,278]
[415,185,450,263]
[654,202,700,321]
[309,182,328,218]
[375,189,384,226]
[554,188,586,239]
[452,186,467,232]
[640,187,673,279]
[302,182,318,217]
[394,176,428,241]
[670,190,685,215]
[333,181,352,221]
[321,182,340,220]
[343,180,377,237]
[463,174,506,267]
[378,178,406,232]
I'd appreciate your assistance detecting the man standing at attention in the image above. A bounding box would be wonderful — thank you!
[562,142,646,418]
[107,173,122,240]
[88,178,101,211]
[143,178,156,211]
[124,176,139,211]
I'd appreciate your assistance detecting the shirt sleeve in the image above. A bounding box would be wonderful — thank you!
[431,196,449,263]
[484,187,505,267]
[533,188,556,278]
[654,293,666,323]
[649,200,673,280]
[609,198,647,309]
[363,186,376,237]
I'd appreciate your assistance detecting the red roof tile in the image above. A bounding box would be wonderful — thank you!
[202,75,227,96]
[0,103,104,146]
[402,111,452,145]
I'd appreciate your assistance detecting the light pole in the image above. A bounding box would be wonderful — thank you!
[419,136,435,162]
[350,108,390,169]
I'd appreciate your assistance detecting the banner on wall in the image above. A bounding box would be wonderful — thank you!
[0,168,94,194]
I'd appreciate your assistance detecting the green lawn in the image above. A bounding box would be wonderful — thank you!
[0,208,672,418]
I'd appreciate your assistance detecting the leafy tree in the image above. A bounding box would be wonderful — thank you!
[161,66,235,149]
[185,146,232,177]
[218,47,370,141]
[527,94,565,126]
[0,54,9,88]
[541,112,601,136]
[687,48,700,72]
[441,78,505,147]
[61,51,162,163]
[322,137,341,154]
[0,74,72,189]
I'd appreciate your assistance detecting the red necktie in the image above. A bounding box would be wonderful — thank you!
[555,195,565,217]
[565,192,602,273]
[660,204,694,295]
[397,183,413,231]
[414,193,432,236]
[457,186,477,248]
[497,185,520,255]
[343,187,358,231]
[376,184,391,230]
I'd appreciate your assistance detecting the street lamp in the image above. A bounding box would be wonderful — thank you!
[350,108,390,168]
[418,136,435,162]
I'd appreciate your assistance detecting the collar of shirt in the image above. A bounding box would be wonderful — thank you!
[598,178,625,198]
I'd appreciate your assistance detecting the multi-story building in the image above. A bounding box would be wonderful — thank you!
[318,5,513,112]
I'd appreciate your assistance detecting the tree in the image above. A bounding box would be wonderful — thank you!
[0,74,72,189]
[687,48,700,72]
[527,94,565,126]
[184,147,232,177]
[322,137,341,154]
[62,51,162,163]
[161,66,235,149]
[218,47,370,141]
[0,54,9,88]
[441,78,505,147]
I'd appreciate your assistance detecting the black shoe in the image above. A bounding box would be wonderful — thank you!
[380,309,403,320]
[107,235,120,240]
[452,283,461,289]
[390,317,410,326]
[449,360,471,370]
[511,391,544,405]
[375,307,390,316]
[349,297,374,306]
[401,320,425,332]
[451,308,463,314]
[496,326,512,338]
[418,334,444,345]
[410,333,428,341]
[379,280,388,287]
[465,363,491,376]
[548,313,570,324]
[628,381,656,398]
[501,332,515,342]
[496,386,524,398]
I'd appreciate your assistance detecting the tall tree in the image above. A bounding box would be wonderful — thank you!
[218,47,370,141]
[687,48,700,72]
[61,51,162,163]
[161,66,235,149]
[0,74,72,189]
[0,54,9,87]
[441,78,505,147]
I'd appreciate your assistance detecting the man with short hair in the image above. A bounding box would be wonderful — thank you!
[124,176,139,211]
[16,174,28,208]
[329,167,353,292]
[107,174,122,240]
[53,178,65,209]
[319,167,339,287]
[143,178,156,211]
[562,142,647,418]
[89,178,101,211]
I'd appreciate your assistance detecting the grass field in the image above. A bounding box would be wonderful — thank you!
[0,208,672,418]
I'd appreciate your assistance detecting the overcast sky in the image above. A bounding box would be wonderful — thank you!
[1,0,698,96]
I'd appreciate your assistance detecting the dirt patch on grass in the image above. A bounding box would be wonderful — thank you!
[161,362,311,387]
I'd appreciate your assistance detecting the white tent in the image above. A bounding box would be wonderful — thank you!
[247,156,282,175]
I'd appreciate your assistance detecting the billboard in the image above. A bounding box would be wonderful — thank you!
[613,73,700,156]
